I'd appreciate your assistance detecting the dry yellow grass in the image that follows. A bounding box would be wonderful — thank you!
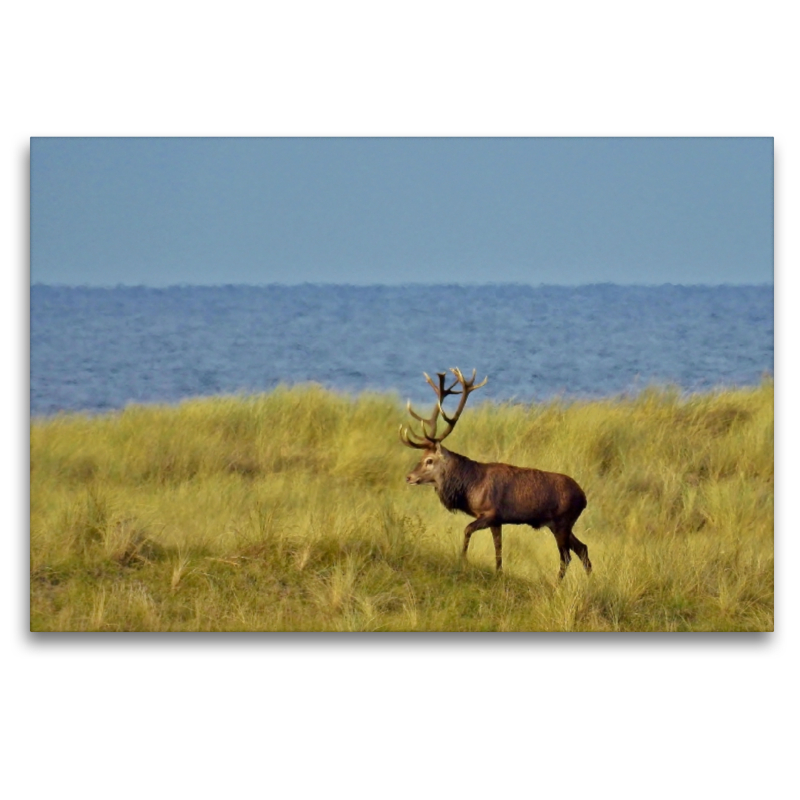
[30,381,773,631]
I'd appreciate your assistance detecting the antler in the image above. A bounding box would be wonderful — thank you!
[399,368,488,449]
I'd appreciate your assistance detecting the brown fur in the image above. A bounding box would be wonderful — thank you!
[406,444,591,577]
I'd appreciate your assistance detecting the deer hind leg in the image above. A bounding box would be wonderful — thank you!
[569,532,592,574]
[549,524,572,580]
[491,526,503,572]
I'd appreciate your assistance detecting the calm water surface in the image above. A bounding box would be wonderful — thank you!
[30,284,773,416]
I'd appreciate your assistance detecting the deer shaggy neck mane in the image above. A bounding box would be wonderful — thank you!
[434,448,483,513]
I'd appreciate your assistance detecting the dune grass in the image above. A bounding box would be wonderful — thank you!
[29,381,773,631]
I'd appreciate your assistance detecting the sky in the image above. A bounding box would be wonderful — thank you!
[30,137,773,286]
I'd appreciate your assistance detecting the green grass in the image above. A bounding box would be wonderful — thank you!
[29,381,774,631]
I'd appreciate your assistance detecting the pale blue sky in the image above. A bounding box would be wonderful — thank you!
[30,137,773,286]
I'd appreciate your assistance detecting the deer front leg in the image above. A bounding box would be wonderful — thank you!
[462,516,499,567]
[491,526,503,572]
[462,528,472,558]
[569,532,592,574]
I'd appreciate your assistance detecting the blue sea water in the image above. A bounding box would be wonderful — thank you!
[30,284,774,417]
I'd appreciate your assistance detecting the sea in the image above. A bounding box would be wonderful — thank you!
[30,283,774,417]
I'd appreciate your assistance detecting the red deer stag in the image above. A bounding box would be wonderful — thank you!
[400,368,591,578]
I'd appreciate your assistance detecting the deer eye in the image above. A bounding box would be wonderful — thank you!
[425,458,434,466]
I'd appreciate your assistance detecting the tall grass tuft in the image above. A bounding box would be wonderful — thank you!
[30,381,773,631]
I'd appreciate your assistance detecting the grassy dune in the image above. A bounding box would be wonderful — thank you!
[29,381,774,631]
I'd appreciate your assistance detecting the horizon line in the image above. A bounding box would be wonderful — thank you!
[31,280,775,289]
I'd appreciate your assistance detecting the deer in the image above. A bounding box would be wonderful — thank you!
[400,368,591,579]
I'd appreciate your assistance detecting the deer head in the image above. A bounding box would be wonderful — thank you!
[400,368,487,485]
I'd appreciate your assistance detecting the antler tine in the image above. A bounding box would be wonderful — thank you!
[450,367,488,391]
[405,399,439,439]
[423,371,441,397]
[399,423,431,449]
[406,400,428,423]
[468,368,489,391]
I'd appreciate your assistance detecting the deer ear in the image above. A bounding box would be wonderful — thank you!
[435,442,443,455]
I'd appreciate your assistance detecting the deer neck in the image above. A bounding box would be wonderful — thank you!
[434,448,481,513]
